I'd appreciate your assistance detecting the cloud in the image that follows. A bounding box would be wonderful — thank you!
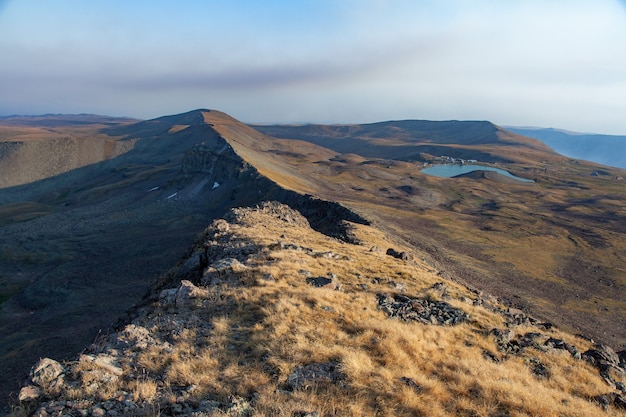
[0,0,625,133]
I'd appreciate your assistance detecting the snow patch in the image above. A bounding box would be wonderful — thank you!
[166,192,178,200]
[212,182,220,189]
[148,186,159,192]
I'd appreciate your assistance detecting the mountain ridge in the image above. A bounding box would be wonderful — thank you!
[9,201,626,416]
[1,109,625,415]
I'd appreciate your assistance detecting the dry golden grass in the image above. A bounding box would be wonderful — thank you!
[10,203,624,416]
[91,206,621,416]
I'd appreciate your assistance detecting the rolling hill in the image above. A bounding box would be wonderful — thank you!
[1,110,625,415]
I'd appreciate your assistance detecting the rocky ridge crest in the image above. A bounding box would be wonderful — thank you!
[10,203,626,416]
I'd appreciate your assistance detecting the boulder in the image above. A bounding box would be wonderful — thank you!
[306,273,342,290]
[544,337,581,359]
[31,358,65,388]
[386,248,411,260]
[582,344,621,371]
[617,350,626,369]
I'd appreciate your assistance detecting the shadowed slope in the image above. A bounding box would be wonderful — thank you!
[0,110,370,410]
[0,111,269,408]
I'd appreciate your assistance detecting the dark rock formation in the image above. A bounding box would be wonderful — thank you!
[377,293,469,325]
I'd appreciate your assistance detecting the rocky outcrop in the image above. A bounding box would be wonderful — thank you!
[377,293,469,325]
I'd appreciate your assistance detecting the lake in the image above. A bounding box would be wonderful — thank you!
[421,164,534,183]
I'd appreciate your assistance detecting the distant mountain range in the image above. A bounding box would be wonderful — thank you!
[506,127,626,170]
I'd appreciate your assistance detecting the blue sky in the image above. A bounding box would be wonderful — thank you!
[1,0,625,134]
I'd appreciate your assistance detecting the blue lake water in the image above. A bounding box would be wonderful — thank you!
[421,164,534,183]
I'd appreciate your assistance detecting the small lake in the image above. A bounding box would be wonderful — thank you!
[421,164,534,183]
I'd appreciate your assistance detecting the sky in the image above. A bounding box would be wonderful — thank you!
[1,0,625,134]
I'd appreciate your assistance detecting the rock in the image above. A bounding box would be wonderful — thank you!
[400,376,423,393]
[181,250,205,275]
[592,393,626,410]
[386,248,411,260]
[582,344,621,371]
[377,293,468,325]
[306,273,342,290]
[161,280,210,306]
[18,384,42,401]
[287,362,342,391]
[115,324,155,350]
[31,358,65,388]
[369,246,382,253]
[544,338,581,359]
[617,350,626,369]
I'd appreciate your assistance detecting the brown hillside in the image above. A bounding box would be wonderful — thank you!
[9,203,625,416]
[233,115,626,350]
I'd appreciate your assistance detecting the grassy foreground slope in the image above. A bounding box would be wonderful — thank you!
[11,202,626,416]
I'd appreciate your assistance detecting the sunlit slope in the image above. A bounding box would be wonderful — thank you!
[202,110,335,195]
[255,119,558,166]
[219,114,626,349]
